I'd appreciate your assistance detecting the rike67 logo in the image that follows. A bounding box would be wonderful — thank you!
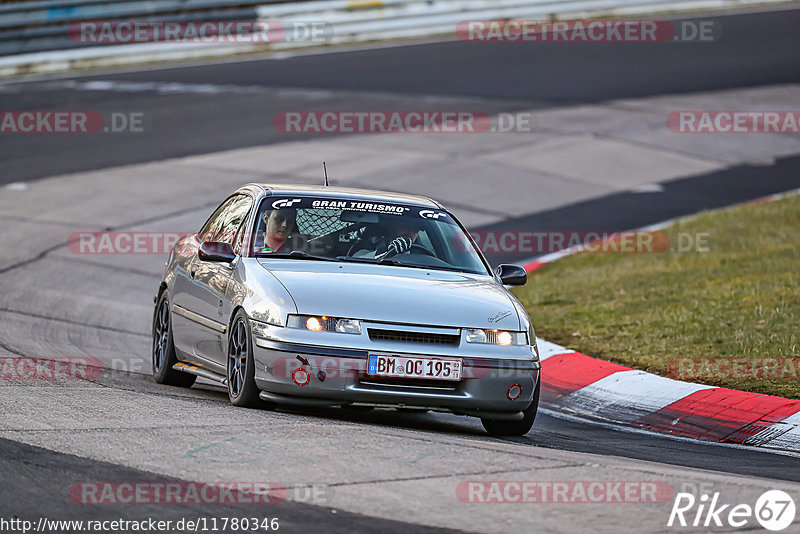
[668,490,796,531]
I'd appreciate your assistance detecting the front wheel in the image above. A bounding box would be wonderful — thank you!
[152,292,196,388]
[481,381,539,437]
[227,310,264,408]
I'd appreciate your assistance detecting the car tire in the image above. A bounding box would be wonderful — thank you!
[481,381,540,437]
[152,292,196,388]
[227,310,263,408]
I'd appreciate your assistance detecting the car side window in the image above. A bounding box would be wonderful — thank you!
[199,196,238,242]
[199,194,253,245]
[219,196,253,246]
[233,219,248,255]
[232,198,256,255]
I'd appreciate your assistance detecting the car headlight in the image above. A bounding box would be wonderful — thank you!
[465,328,527,346]
[287,315,362,335]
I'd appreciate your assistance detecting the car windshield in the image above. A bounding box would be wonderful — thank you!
[251,196,489,275]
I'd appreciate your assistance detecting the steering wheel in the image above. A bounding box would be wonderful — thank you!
[384,242,437,259]
[346,240,368,257]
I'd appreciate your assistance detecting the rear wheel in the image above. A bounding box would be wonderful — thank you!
[227,310,263,408]
[152,292,196,388]
[481,381,539,437]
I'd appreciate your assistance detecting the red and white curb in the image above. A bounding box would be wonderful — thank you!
[535,338,800,451]
[526,188,800,452]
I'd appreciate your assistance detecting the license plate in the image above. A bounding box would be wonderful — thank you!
[367,355,461,381]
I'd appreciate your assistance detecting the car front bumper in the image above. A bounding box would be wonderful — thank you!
[252,337,540,417]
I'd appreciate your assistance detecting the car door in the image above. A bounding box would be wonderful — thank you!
[173,194,253,371]
[171,195,239,360]
[192,194,254,370]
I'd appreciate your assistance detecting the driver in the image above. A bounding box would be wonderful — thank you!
[258,208,297,253]
[375,217,419,259]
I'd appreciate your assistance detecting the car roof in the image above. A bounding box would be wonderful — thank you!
[245,183,443,209]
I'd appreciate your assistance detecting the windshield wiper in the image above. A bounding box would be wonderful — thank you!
[258,250,339,262]
[378,257,404,266]
[336,256,401,266]
[336,256,475,274]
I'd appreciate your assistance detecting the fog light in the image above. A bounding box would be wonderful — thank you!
[334,318,362,334]
[306,317,323,331]
[293,368,311,386]
[507,383,522,400]
[465,329,487,343]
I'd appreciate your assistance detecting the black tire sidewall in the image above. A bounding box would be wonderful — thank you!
[227,310,261,407]
[152,292,196,387]
[152,293,174,382]
[482,380,540,436]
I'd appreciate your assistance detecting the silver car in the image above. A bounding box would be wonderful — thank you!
[152,184,541,435]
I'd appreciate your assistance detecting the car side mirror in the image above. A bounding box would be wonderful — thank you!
[496,264,527,286]
[198,241,236,263]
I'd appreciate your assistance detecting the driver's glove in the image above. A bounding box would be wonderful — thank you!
[382,236,412,257]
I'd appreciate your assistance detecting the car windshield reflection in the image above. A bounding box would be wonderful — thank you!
[251,197,488,275]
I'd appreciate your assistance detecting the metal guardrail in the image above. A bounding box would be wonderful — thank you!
[0,0,293,55]
[0,0,797,61]
[254,0,797,46]
[0,0,287,24]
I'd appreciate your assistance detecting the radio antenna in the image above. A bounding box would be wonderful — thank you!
[323,162,329,187]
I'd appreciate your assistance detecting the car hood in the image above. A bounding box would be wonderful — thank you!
[258,260,521,330]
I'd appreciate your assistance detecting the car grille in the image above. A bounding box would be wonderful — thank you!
[359,377,458,390]
[368,328,459,346]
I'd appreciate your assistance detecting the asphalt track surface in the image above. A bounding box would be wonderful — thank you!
[0,437,464,534]
[2,6,800,533]
[479,154,800,265]
[1,375,799,528]
[2,8,800,183]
